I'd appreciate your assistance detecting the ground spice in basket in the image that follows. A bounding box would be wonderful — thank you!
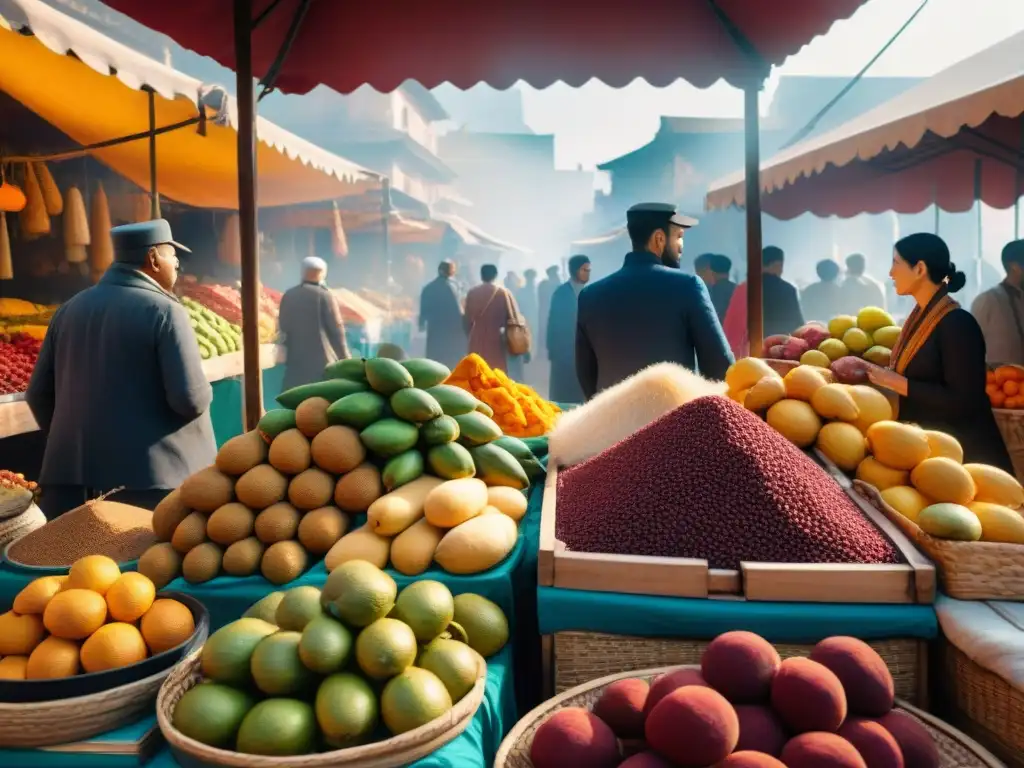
[555,395,901,570]
[6,500,156,566]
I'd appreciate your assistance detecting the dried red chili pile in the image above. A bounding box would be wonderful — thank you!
[555,395,900,569]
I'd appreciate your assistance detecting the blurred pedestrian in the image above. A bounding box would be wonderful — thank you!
[537,265,561,355]
[708,254,736,323]
[279,256,350,390]
[971,239,1024,365]
[418,260,466,368]
[840,252,887,313]
[801,258,843,324]
[547,255,591,404]
[465,264,527,374]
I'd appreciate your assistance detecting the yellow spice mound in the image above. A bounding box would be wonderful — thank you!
[446,354,560,437]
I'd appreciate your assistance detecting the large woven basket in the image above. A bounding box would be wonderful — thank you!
[942,639,1024,767]
[993,408,1024,484]
[856,479,1024,600]
[157,650,486,768]
[550,631,925,706]
[0,652,177,747]
[495,665,1004,768]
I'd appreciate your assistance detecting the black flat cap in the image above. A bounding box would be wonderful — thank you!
[626,202,698,229]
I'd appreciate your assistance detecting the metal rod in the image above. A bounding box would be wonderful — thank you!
[743,82,764,356]
[382,178,392,328]
[147,89,160,219]
[234,0,264,430]
[974,159,983,293]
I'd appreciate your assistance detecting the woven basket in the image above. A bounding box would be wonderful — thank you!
[157,650,486,768]
[993,408,1024,484]
[551,631,924,705]
[942,639,1024,767]
[856,479,1024,600]
[495,665,1003,768]
[0,650,179,747]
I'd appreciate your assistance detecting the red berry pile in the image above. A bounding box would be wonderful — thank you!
[0,332,41,395]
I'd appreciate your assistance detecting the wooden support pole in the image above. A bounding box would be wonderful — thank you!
[147,89,160,219]
[234,0,264,430]
[743,81,764,355]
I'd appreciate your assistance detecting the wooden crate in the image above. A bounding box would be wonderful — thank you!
[538,461,936,605]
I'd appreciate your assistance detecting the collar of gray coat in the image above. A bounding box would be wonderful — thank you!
[102,263,179,301]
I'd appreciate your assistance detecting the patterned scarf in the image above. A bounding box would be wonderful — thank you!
[889,288,959,376]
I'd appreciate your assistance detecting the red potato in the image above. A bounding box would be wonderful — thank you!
[762,335,791,357]
[831,356,871,385]
[781,337,809,361]
[792,324,831,349]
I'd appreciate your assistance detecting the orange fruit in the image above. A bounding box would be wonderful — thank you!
[0,656,28,679]
[67,555,121,596]
[26,636,81,679]
[993,391,1007,408]
[1006,381,1020,397]
[80,623,148,673]
[105,572,156,623]
[0,611,46,655]
[13,575,68,615]
[140,599,195,654]
[43,589,108,640]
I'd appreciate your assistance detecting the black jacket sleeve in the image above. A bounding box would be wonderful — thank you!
[575,294,598,401]
[26,307,61,434]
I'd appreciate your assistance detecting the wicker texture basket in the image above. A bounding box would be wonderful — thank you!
[0,502,45,548]
[994,408,1024,484]
[552,631,923,705]
[157,650,486,768]
[0,653,175,747]
[496,665,1004,768]
[943,639,1024,768]
[856,479,1024,600]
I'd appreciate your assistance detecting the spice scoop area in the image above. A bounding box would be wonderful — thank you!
[0,351,1021,768]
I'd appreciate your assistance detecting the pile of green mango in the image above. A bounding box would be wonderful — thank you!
[258,357,543,492]
[183,297,243,359]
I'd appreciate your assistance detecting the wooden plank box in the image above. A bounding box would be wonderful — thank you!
[538,459,936,605]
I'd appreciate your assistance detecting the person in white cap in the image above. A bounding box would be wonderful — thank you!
[278,256,350,389]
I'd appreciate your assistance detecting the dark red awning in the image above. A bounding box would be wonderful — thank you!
[101,0,867,94]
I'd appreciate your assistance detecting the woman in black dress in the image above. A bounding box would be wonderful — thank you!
[866,233,1013,472]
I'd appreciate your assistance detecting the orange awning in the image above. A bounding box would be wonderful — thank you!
[0,0,378,209]
[706,30,1024,219]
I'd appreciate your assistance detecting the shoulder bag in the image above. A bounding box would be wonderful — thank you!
[502,288,532,356]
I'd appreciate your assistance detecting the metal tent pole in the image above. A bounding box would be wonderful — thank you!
[234,0,263,430]
[743,81,764,355]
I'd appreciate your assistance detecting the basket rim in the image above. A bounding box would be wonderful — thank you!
[854,480,1024,554]
[0,652,177,712]
[157,650,487,767]
[494,665,1005,768]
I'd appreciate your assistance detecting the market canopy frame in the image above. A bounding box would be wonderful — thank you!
[0,0,379,210]
[704,28,1024,220]
[102,0,869,426]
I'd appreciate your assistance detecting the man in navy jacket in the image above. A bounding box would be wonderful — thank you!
[575,203,733,399]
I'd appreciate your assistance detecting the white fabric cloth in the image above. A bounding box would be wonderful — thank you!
[936,593,1024,691]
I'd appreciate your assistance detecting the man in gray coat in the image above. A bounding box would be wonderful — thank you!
[27,219,216,518]
[278,256,350,390]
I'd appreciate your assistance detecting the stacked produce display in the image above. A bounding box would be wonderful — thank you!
[0,555,195,679]
[0,298,54,394]
[725,357,1024,545]
[178,280,280,344]
[762,307,901,370]
[447,353,561,437]
[987,364,1024,409]
[555,392,900,568]
[528,631,939,768]
[135,354,544,587]
[167,563,508,757]
[181,297,242,360]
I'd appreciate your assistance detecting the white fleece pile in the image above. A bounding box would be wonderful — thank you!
[548,363,727,468]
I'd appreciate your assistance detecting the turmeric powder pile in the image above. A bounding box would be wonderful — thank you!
[446,354,560,437]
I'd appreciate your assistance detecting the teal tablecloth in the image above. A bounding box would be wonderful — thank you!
[1,645,515,768]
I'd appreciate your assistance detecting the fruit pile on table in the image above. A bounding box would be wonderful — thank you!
[762,307,901,369]
[529,632,939,768]
[178,281,280,343]
[136,355,544,587]
[169,562,508,757]
[987,365,1024,409]
[0,555,194,680]
[726,357,1024,545]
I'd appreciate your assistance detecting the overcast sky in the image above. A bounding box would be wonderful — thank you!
[520,0,1024,169]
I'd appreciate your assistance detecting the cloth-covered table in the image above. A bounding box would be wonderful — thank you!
[0,646,515,768]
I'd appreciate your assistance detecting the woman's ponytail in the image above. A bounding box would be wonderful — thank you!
[946,261,967,293]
